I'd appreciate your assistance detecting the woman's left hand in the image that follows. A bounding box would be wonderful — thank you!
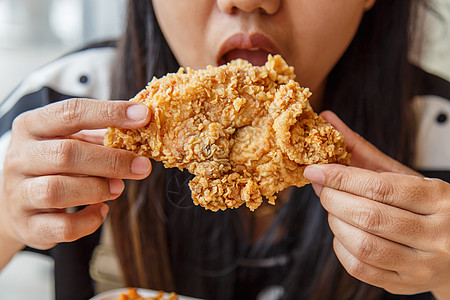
[304,111,450,299]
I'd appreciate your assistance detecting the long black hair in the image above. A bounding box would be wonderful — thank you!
[109,1,427,299]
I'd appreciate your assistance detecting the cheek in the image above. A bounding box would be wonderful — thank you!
[288,1,365,91]
[152,0,215,68]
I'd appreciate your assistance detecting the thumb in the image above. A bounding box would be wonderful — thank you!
[320,110,417,175]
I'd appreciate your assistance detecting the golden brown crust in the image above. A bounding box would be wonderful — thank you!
[104,55,350,211]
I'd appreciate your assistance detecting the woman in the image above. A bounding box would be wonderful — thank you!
[0,0,449,299]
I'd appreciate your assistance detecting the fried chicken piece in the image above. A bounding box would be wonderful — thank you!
[118,288,178,300]
[104,55,350,211]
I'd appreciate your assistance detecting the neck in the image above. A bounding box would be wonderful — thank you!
[309,80,326,112]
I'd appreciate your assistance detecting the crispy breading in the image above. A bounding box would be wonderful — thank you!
[104,55,350,211]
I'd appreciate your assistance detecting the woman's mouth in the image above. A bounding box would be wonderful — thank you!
[221,48,272,66]
[217,33,279,66]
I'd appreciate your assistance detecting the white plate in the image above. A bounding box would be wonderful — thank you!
[90,288,201,300]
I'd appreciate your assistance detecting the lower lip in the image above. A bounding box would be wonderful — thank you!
[221,49,272,66]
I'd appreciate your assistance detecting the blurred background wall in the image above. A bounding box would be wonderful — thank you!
[421,0,450,81]
[0,0,126,101]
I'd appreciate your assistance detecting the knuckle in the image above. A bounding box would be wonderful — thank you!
[59,98,83,124]
[328,167,346,190]
[104,150,125,175]
[48,140,76,169]
[100,102,121,123]
[355,235,375,260]
[37,177,62,209]
[355,206,382,232]
[365,175,393,201]
[44,178,60,208]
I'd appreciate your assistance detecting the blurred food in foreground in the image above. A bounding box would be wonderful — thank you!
[118,288,178,300]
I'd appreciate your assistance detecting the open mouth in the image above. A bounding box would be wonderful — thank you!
[220,48,272,66]
[217,33,279,66]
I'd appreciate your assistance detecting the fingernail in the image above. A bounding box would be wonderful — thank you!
[131,156,151,175]
[304,165,326,185]
[100,204,109,219]
[126,104,148,122]
[109,179,124,195]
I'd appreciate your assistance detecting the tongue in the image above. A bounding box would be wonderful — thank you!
[223,49,271,66]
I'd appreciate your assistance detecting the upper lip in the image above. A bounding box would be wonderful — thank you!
[217,33,280,65]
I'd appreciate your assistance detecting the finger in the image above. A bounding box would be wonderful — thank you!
[21,139,151,179]
[14,99,150,138]
[70,129,107,145]
[328,214,420,273]
[320,110,418,175]
[21,176,124,210]
[333,238,420,295]
[304,164,438,215]
[321,186,428,250]
[26,203,108,247]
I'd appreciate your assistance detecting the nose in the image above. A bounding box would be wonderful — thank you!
[217,0,281,15]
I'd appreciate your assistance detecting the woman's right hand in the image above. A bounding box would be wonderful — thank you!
[0,98,152,257]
